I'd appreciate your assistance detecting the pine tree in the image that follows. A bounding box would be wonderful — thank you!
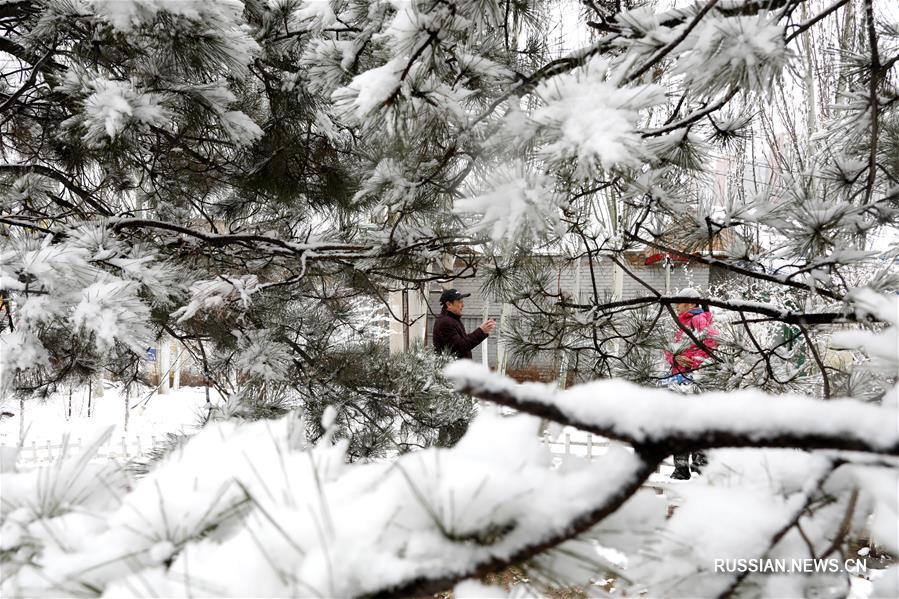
[0,0,538,451]
[1,1,898,597]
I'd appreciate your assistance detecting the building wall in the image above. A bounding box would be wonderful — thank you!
[423,254,711,372]
[388,287,430,353]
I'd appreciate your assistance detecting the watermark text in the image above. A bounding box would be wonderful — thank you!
[714,558,867,574]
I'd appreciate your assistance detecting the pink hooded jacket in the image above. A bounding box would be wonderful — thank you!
[664,307,719,375]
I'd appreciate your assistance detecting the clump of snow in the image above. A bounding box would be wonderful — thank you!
[86,0,259,72]
[1,427,127,521]
[455,580,507,598]
[846,287,898,324]
[3,172,58,211]
[333,57,406,122]
[614,6,673,46]
[847,465,899,554]
[78,79,168,146]
[637,482,805,596]
[163,84,261,145]
[0,230,179,394]
[870,567,899,598]
[87,0,243,32]
[832,288,898,365]
[173,275,260,322]
[831,328,898,364]
[72,280,151,351]
[533,57,665,176]
[182,81,238,112]
[321,405,338,430]
[634,448,878,597]
[233,329,293,383]
[454,161,563,249]
[0,407,653,597]
[351,158,417,210]
[703,449,832,496]
[455,50,513,81]
[301,39,355,96]
[440,364,898,595]
[675,13,790,94]
[16,243,93,293]
[0,329,51,374]
[219,110,263,146]
[292,0,337,29]
[377,0,444,54]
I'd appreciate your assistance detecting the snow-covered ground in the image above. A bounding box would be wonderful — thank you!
[0,384,222,452]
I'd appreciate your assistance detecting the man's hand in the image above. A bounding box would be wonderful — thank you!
[675,354,692,368]
[479,319,497,335]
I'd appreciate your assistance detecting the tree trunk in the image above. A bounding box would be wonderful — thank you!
[123,386,130,433]
[557,257,580,389]
[18,397,24,443]
[497,301,513,376]
[172,342,182,391]
[158,336,170,394]
[402,289,410,352]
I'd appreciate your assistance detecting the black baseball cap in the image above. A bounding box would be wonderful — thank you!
[439,288,471,304]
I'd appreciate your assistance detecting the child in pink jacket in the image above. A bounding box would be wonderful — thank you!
[664,295,719,479]
[664,301,719,382]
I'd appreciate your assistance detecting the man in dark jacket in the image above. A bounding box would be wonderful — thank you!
[432,288,495,447]
[432,289,495,359]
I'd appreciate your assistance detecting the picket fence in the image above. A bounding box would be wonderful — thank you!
[544,432,674,482]
[544,431,609,458]
[0,434,164,465]
[3,433,606,464]
[3,432,670,476]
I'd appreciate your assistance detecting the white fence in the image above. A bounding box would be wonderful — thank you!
[545,432,677,488]
[1,434,164,465]
[545,431,610,459]
[5,433,607,464]
[4,432,677,488]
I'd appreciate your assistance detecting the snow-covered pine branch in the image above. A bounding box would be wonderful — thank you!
[444,361,899,456]
[3,380,896,597]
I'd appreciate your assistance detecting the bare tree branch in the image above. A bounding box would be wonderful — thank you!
[560,294,870,327]
[624,232,845,301]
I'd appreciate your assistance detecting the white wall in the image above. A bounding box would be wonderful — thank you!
[388,286,430,353]
[424,254,713,369]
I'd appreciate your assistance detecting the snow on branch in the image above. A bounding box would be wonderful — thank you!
[444,362,899,456]
[454,161,562,249]
[560,294,877,326]
[370,448,663,598]
[1,410,663,598]
[623,232,847,301]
